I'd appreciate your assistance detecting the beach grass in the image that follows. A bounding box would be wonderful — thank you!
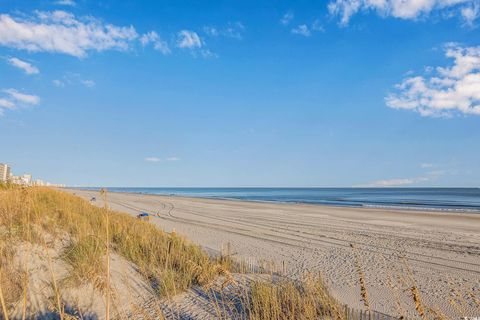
[248,274,343,320]
[0,185,233,317]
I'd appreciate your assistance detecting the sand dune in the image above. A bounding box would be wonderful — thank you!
[68,189,480,318]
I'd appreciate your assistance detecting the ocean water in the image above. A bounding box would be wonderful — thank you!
[80,187,480,212]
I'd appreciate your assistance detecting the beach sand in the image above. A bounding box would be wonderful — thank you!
[67,189,480,318]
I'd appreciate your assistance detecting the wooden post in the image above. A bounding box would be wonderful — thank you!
[165,239,172,269]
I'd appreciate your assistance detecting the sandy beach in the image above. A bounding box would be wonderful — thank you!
[68,189,480,318]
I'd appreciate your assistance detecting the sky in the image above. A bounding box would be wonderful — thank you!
[0,0,479,187]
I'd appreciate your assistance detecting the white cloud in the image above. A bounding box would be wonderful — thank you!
[359,176,430,187]
[0,88,39,115]
[199,49,218,58]
[81,79,95,88]
[367,178,417,187]
[3,88,40,105]
[140,31,171,55]
[176,30,216,58]
[291,24,311,36]
[386,44,480,117]
[203,26,219,37]
[420,163,434,168]
[281,11,294,25]
[312,19,326,32]
[0,98,15,109]
[203,22,245,39]
[52,79,65,87]
[145,156,180,162]
[140,31,156,46]
[176,30,202,49]
[288,19,324,36]
[52,73,95,88]
[7,57,39,74]
[328,0,478,25]
[0,11,138,57]
[54,0,76,6]
[461,2,480,25]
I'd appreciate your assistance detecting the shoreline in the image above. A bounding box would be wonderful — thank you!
[68,187,480,215]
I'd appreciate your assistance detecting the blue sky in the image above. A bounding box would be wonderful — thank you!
[1,0,479,187]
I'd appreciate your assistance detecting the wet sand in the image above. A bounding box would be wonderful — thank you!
[67,189,480,318]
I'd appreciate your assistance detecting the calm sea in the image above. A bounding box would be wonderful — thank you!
[79,187,480,212]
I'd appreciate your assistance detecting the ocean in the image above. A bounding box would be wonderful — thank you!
[79,187,480,212]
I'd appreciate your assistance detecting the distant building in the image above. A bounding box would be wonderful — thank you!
[0,163,11,182]
[21,174,32,186]
[0,164,63,187]
[10,175,22,185]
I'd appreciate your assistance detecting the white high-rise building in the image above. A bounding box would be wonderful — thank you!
[0,163,11,182]
[21,174,32,186]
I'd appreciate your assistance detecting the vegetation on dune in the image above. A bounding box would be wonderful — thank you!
[0,184,236,318]
[249,275,343,320]
[0,185,228,293]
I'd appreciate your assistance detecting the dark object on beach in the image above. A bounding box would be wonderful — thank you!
[90,197,96,202]
[137,212,150,221]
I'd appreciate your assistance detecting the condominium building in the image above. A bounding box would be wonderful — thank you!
[0,163,11,182]
[21,174,32,186]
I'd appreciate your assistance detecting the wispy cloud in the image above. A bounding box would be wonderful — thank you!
[54,0,76,6]
[53,73,95,88]
[203,22,245,39]
[7,57,39,74]
[358,175,435,187]
[0,88,40,115]
[81,79,95,88]
[357,164,451,187]
[0,98,15,109]
[140,31,171,55]
[176,30,202,49]
[328,0,479,26]
[52,79,65,87]
[3,88,40,105]
[461,3,480,26]
[176,30,216,58]
[288,19,325,37]
[386,44,480,117]
[145,156,180,162]
[291,24,311,37]
[281,11,294,25]
[0,11,138,57]
[312,19,326,32]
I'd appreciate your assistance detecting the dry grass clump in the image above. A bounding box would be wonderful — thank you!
[248,274,343,320]
[0,241,24,314]
[0,186,228,300]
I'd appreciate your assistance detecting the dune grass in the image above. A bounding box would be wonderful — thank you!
[248,275,343,320]
[0,186,230,304]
